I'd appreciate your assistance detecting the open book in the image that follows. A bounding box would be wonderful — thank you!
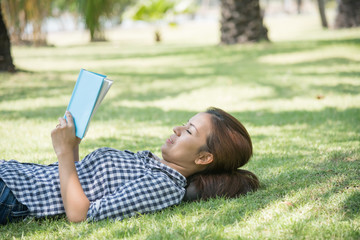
[65,69,113,139]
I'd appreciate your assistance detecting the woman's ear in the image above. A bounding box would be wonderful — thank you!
[195,152,213,165]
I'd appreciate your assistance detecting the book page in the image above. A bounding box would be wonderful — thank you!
[92,78,113,114]
[84,78,113,137]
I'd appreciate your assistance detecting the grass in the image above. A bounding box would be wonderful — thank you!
[0,15,359,239]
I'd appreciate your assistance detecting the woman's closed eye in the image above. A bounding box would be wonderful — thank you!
[182,123,192,135]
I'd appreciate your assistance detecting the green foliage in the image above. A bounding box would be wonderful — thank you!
[132,0,176,22]
[51,0,77,14]
[0,28,359,239]
[131,0,196,42]
[132,0,196,23]
[77,0,117,41]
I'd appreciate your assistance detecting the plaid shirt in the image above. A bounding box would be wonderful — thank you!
[0,148,186,221]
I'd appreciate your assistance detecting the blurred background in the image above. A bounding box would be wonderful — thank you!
[1,0,359,50]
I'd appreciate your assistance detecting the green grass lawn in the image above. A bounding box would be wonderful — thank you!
[0,20,359,239]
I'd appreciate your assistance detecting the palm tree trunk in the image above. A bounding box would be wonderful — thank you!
[220,0,269,44]
[334,0,360,28]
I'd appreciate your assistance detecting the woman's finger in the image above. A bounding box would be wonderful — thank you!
[58,117,67,127]
[65,111,74,127]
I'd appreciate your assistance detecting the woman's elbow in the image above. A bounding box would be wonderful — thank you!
[65,205,89,223]
[66,212,87,223]
[65,198,90,223]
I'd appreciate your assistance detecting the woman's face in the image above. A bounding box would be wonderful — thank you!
[161,112,213,174]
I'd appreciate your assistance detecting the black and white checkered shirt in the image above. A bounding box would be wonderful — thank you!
[0,147,186,221]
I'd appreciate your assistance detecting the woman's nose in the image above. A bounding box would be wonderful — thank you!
[173,126,182,136]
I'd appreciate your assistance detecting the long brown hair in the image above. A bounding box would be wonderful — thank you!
[184,107,259,201]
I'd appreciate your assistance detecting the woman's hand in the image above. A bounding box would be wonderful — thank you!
[51,111,81,158]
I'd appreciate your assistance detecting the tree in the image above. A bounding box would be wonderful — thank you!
[1,0,51,46]
[317,0,328,28]
[296,0,302,14]
[220,0,269,44]
[0,3,15,72]
[3,0,134,44]
[334,0,360,28]
[1,0,26,44]
[77,0,134,42]
[25,0,51,46]
[77,0,112,41]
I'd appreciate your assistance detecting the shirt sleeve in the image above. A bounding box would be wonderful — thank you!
[86,172,185,221]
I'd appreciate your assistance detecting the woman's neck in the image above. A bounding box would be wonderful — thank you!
[159,159,194,178]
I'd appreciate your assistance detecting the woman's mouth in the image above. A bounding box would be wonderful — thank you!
[167,137,174,144]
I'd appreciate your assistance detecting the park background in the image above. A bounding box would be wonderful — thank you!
[0,0,359,239]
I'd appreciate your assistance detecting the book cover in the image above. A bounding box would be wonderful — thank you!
[65,69,113,139]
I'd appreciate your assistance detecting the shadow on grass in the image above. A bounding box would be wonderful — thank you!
[0,71,76,102]
[139,161,359,239]
[312,82,360,95]
[3,37,359,105]
[343,191,360,220]
[155,149,359,238]
[1,103,359,130]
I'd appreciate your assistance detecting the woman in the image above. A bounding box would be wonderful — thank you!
[0,107,259,224]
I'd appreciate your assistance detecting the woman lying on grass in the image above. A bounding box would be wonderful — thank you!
[0,107,259,224]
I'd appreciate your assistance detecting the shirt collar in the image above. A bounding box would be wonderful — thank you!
[136,150,187,187]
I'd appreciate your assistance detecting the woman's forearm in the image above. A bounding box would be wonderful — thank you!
[73,144,79,162]
[58,151,90,222]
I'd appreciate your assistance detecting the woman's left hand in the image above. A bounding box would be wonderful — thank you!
[51,111,81,157]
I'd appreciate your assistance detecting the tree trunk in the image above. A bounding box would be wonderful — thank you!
[220,0,269,44]
[0,4,15,72]
[154,29,161,42]
[317,0,328,28]
[334,0,360,28]
[297,0,303,14]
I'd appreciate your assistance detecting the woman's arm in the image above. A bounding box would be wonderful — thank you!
[51,111,89,222]
[73,143,80,162]
[86,174,184,221]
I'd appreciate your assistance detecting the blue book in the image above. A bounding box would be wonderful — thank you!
[65,69,113,139]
